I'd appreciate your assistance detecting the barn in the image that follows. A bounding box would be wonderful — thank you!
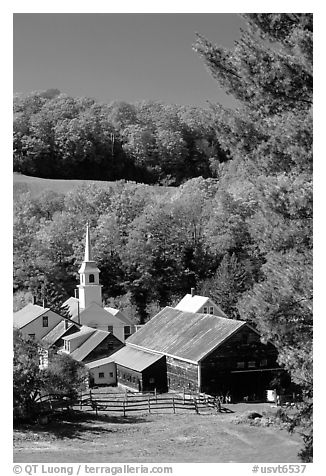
[125,306,281,400]
[111,345,167,393]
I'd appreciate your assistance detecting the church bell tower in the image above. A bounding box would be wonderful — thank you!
[77,224,102,309]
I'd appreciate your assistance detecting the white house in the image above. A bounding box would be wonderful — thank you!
[13,303,64,341]
[86,357,117,386]
[62,225,135,342]
[175,288,227,317]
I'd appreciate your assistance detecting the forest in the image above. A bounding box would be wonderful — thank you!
[13,14,312,460]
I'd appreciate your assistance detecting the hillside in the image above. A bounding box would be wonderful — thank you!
[13,173,173,198]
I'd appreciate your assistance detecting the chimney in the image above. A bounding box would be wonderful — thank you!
[42,299,46,308]
[191,288,195,297]
[32,295,37,305]
[77,301,80,325]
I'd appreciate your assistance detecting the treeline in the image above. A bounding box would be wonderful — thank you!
[14,91,228,185]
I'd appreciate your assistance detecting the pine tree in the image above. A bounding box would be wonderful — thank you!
[194,13,312,460]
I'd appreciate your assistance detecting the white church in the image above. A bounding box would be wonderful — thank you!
[14,225,135,344]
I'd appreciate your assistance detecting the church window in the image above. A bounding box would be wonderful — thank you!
[89,274,95,283]
[42,316,48,327]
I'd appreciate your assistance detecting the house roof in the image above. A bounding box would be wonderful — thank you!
[110,345,163,372]
[13,303,50,329]
[63,325,95,341]
[42,320,79,346]
[85,356,115,369]
[127,306,246,363]
[70,329,110,362]
[175,294,227,317]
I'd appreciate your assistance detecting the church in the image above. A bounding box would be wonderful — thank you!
[62,224,135,342]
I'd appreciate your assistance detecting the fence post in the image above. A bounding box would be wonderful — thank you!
[193,397,199,414]
[183,387,186,404]
[155,388,157,402]
[148,397,151,414]
[95,402,98,418]
[123,400,126,417]
[172,396,176,414]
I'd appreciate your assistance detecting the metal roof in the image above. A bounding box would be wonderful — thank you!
[110,345,163,372]
[127,307,246,363]
[13,303,50,329]
[86,356,115,369]
[70,329,110,362]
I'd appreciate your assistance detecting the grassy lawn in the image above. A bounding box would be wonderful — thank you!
[13,404,302,463]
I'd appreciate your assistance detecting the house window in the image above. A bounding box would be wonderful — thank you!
[89,274,95,283]
[99,372,105,379]
[236,361,245,369]
[203,306,208,314]
[42,316,48,327]
[248,361,256,368]
[260,359,268,367]
[109,372,114,378]
[209,306,214,314]
[107,325,113,333]
[28,334,35,340]
[242,334,248,344]
[64,341,70,352]
[149,377,155,384]
[124,326,131,340]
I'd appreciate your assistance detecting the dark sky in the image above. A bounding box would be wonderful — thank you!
[13,13,245,108]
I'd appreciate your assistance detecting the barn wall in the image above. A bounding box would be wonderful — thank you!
[117,357,167,393]
[200,325,280,399]
[166,356,199,392]
[89,362,117,386]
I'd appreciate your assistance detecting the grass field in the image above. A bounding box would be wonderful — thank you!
[13,173,173,197]
[13,404,302,463]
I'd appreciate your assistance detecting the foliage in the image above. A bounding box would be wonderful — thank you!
[42,353,89,400]
[13,329,88,421]
[194,13,312,460]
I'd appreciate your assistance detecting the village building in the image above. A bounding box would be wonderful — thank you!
[62,224,135,342]
[13,302,64,341]
[86,356,117,387]
[60,325,124,364]
[110,305,281,400]
[175,289,227,317]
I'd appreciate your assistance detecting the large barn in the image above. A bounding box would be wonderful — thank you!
[116,306,281,400]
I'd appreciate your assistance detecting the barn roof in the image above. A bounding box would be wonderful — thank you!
[127,306,246,363]
[13,303,50,329]
[70,329,110,362]
[110,345,164,372]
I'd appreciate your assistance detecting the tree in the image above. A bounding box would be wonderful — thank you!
[200,253,248,319]
[42,353,89,400]
[194,13,313,460]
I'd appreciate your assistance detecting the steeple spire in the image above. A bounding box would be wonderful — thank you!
[84,222,92,262]
[78,223,102,309]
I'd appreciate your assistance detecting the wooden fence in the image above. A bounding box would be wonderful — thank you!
[34,390,229,417]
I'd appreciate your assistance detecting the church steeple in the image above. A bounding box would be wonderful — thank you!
[84,223,92,262]
[77,224,102,309]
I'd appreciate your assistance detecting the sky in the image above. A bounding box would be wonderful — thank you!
[13,13,245,108]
